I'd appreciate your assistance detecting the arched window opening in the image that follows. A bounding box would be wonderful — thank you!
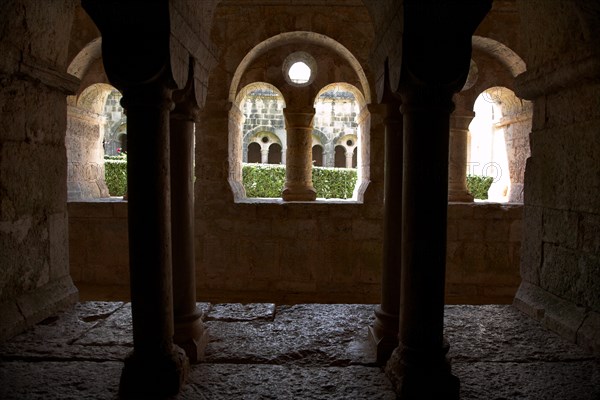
[469,86,532,202]
[312,145,324,166]
[102,89,127,156]
[247,142,261,163]
[66,83,127,200]
[268,143,283,164]
[352,147,357,168]
[334,145,346,168]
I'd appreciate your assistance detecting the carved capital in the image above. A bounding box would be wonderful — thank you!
[283,107,315,128]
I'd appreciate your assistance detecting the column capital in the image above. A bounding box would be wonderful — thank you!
[120,82,174,112]
[450,111,476,131]
[172,61,201,122]
[283,107,315,128]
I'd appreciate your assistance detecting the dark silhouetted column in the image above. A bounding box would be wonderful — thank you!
[119,82,188,397]
[385,87,459,398]
[282,108,317,201]
[384,1,492,398]
[170,77,209,364]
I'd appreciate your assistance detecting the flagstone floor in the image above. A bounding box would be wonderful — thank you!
[1,303,599,399]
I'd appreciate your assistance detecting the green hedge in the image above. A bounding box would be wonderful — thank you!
[104,158,127,196]
[102,160,357,199]
[242,164,357,199]
[466,175,493,200]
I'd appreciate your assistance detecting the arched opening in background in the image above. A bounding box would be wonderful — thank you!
[312,145,324,166]
[469,86,532,202]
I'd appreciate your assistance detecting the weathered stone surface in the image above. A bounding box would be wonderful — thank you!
[180,364,396,400]
[70,202,523,305]
[0,361,122,400]
[204,304,377,366]
[445,305,592,362]
[455,360,600,400]
[205,303,276,322]
[1,303,599,399]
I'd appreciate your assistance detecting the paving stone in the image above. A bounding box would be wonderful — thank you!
[0,302,129,361]
[205,303,276,322]
[180,364,396,400]
[9,302,124,345]
[74,303,133,347]
[454,360,600,400]
[445,305,592,362]
[0,361,122,400]
[204,304,377,366]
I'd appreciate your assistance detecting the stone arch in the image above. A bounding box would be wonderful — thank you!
[247,142,261,164]
[314,82,368,192]
[469,86,532,203]
[229,32,371,104]
[334,145,346,168]
[268,143,283,165]
[312,145,324,167]
[231,83,286,196]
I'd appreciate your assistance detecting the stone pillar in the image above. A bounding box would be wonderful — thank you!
[119,83,188,397]
[386,88,459,399]
[170,84,209,364]
[369,87,403,364]
[383,2,492,397]
[261,148,269,164]
[282,108,316,201]
[448,111,475,202]
[345,151,353,168]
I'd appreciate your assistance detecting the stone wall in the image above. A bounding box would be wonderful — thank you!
[0,0,79,341]
[68,201,522,305]
[514,0,600,354]
[66,106,109,200]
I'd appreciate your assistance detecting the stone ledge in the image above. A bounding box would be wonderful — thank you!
[514,281,599,355]
[0,275,79,342]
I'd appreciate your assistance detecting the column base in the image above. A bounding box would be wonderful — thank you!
[448,189,474,202]
[174,311,209,363]
[368,306,399,364]
[385,342,459,400]
[119,346,189,398]
[282,186,316,201]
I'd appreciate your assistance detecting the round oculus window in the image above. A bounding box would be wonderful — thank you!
[283,52,317,87]
[288,62,311,84]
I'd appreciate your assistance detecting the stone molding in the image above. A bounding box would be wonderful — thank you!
[14,54,80,95]
[515,49,600,99]
[514,281,600,355]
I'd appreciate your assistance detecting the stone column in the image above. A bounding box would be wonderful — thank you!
[119,83,188,397]
[170,85,209,364]
[369,88,403,364]
[448,111,475,202]
[261,148,269,164]
[282,108,316,201]
[345,151,353,168]
[385,88,459,399]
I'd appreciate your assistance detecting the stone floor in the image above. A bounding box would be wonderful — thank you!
[0,303,599,399]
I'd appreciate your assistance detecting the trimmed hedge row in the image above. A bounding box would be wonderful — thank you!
[104,159,490,201]
[466,175,494,200]
[242,164,357,199]
[104,158,127,196]
[102,161,358,199]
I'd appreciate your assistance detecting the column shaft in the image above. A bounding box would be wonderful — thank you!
[170,107,208,363]
[282,108,316,201]
[448,111,475,202]
[370,98,403,364]
[385,97,459,399]
[119,83,188,397]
